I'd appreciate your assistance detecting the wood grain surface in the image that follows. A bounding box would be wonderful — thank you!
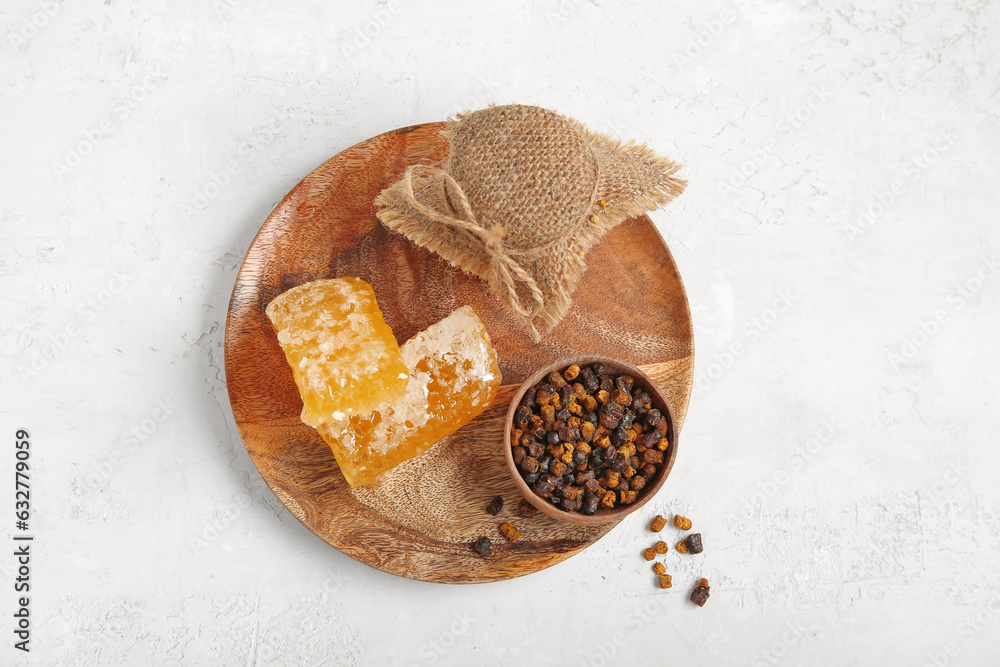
[224,122,694,584]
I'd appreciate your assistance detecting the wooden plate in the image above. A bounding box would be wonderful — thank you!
[224,122,694,584]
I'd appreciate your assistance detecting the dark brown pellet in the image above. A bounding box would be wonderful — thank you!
[486,496,504,516]
[559,427,581,443]
[599,401,623,429]
[690,579,710,607]
[518,500,538,519]
[532,480,552,498]
[472,537,495,557]
[527,440,544,458]
[641,431,660,449]
[515,405,531,425]
[547,371,567,388]
[522,387,537,406]
[561,496,583,512]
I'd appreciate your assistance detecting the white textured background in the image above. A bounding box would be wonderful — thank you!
[2,0,999,665]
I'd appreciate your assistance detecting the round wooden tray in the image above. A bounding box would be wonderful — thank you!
[224,122,694,584]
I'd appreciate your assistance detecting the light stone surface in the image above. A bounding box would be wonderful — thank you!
[2,0,998,665]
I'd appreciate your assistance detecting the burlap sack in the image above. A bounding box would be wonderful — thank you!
[375,104,686,340]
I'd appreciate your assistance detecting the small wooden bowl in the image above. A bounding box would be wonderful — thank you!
[503,356,678,526]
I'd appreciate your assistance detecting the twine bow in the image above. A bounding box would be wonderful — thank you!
[401,164,547,338]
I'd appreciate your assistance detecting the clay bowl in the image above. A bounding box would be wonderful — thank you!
[503,356,678,526]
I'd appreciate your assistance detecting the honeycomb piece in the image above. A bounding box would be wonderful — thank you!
[265,277,408,427]
[318,306,501,487]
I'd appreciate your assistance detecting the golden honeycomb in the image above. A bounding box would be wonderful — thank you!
[265,277,409,427]
[318,306,501,487]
